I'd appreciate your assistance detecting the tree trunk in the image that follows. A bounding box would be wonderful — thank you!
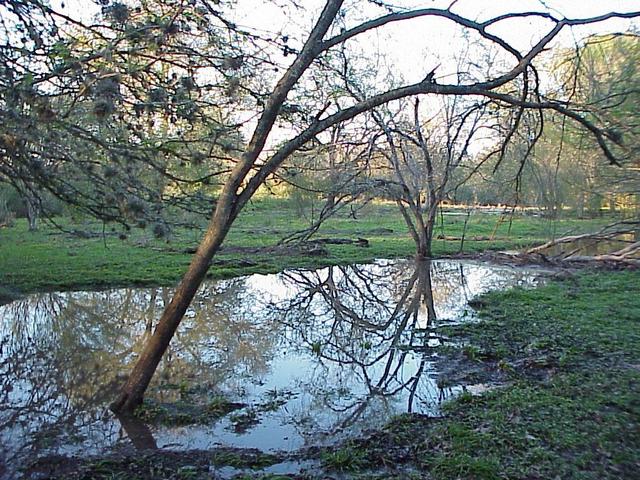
[416,222,434,259]
[110,198,235,413]
[109,0,347,413]
[576,192,585,218]
[416,209,437,259]
[609,193,617,214]
[416,230,428,259]
[116,414,158,450]
[25,192,39,231]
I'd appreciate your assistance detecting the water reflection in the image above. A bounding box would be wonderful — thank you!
[272,260,440,429]
[0,259,544,474]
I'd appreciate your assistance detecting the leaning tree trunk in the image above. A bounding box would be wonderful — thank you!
[110,0,346,413]
[110,195,236,413]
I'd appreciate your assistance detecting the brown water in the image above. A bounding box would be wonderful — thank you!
[0,259,547,477]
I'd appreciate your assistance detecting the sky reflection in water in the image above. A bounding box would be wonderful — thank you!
[0,259,546,472]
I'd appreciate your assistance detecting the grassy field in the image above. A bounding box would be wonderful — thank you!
[0,199,614,303]
[5,197,638,479]
[354,269,640,479]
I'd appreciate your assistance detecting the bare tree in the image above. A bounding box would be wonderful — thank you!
[370,96,485,257]
[276,121,375,243]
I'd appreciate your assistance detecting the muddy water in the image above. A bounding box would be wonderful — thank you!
[0,259,546,475]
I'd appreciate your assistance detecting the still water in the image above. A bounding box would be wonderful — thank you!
[0,259,546,473]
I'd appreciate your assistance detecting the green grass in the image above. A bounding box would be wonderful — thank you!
[0,199,614,303]
[321,447,368,472]
[210,450,279,469]
[361,270,640,479]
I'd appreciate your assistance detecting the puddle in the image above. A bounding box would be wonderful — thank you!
[213,459,319,479]
[0,259,547,476]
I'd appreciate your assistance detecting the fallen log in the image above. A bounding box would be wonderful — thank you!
[436,234,493,241]
[526,229,635,255]
[563,241,640,265]
[307,237,369,247]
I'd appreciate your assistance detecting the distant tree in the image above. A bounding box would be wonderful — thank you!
[506,33,640,217]
[277,121,375,242]
[369,96,485,257]
[554,33,640,216]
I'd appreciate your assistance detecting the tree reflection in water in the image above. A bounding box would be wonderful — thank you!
[0,278,278,470]
[0,259,541,472]
[270,259,453,435]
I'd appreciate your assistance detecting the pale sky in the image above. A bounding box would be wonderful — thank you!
[49,0,639,84]
[43,0,639,151]
[217,0,638,147]
[225,0,639,85]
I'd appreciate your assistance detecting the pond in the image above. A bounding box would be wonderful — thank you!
[0,259,547,477]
